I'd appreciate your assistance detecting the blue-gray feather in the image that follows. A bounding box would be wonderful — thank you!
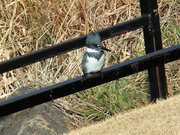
[86,33,102,47]
[82,32,110,75]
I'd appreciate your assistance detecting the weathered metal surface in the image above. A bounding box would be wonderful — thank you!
[0,44,180,117]
[0,15,149,74]
[140,0,168,101]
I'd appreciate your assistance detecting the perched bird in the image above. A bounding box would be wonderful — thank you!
[82,32,111,76]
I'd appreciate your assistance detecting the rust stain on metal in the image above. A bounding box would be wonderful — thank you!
[155,66,161,98]
[116,71,120,76]
[131,62,139,71]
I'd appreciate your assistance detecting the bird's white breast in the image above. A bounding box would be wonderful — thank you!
[85,53,105,73]
[86,47,99,53]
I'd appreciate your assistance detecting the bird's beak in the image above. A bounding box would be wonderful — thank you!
[101,46,111,52]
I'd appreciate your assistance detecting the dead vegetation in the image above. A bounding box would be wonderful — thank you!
[0,0,179,127]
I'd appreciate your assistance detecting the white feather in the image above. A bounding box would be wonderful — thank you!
[86,47,99,53]
[85,54,105,73]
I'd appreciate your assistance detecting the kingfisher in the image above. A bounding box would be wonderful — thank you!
[82,32,111,76]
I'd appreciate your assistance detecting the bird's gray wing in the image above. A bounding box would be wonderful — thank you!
[82,52,88,74]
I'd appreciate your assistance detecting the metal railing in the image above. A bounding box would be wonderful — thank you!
[0,0,178,117]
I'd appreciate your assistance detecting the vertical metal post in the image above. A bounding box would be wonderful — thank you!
[140,0,168,101]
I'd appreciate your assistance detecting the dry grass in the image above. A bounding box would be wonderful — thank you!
[0,0,143,97]
[0,0,180,127]
[67,94,180,135]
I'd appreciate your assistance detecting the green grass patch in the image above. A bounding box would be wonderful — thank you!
[161,20,180,46]
[70,72,150,124]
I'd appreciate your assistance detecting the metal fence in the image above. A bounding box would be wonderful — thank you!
[0,0,179,117]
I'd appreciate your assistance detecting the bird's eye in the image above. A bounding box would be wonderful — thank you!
[93,44,100,47]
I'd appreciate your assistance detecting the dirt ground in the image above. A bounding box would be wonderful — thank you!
[67,95,180,135]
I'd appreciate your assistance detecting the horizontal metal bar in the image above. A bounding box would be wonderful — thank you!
[0,44,180,117]
[0,15,149,74]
